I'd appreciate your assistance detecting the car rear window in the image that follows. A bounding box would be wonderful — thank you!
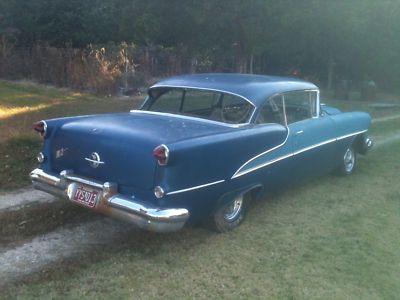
[148,88,254,124]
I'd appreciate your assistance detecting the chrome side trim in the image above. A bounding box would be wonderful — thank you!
[232,129,368,179]
[130,110,248,128]
[233,153,293,178]
[336,130,367,141]
[167,179,225,195]
[292,138,337,156]
[231,128,290,179]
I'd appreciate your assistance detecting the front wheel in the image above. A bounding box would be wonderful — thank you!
[211,194,247,232]
[337,146,357,175]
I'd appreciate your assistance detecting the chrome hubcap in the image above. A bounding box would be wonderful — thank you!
[344,148,355,173]
[223,196,243,221]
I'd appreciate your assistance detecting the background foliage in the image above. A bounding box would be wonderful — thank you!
[0,0,399,93]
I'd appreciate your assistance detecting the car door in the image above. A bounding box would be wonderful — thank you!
[284,90,337,181]
[251,95,293,190]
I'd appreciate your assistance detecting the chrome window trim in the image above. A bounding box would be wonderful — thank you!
[231,129,367,179]
[145,85,256,125]
[149,84,255,106]
[257,89,319,127]
[283,89,320,124]
[167,179,225,195]
[130,110,249,128]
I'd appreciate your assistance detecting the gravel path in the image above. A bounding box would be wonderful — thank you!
[0,188,56,211]
[0,218,134,288]
[373,131,400,147]
[372,114,400,123]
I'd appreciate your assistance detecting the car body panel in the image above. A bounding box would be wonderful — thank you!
[30,73,372,231]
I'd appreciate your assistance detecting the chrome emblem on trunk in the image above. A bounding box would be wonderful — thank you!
[55,147,68,158]
[85,152,105,168]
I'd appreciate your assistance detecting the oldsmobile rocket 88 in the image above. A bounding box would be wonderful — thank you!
[30,74,373,232]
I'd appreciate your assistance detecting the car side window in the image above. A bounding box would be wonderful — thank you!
[256,95,286,125]
[283,91,317,124]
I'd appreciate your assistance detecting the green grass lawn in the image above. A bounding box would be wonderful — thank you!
[1,81,400,299]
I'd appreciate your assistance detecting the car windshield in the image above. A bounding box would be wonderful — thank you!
[146,88,254,124]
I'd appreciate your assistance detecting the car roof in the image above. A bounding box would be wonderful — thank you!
[149,73,318,107]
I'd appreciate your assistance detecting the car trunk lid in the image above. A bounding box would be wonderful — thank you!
[49,111,233,190]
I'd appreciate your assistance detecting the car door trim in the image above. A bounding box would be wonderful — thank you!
[232,129,367,179]
[231,127,291,178]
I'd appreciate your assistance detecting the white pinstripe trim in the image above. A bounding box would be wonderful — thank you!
[232,129,368,179]
[167,179,225,195]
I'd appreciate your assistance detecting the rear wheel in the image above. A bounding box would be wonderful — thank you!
[211,194,247,232]
[337,146,357,175]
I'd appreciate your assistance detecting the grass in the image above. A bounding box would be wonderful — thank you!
[1,81,400,298]
[0,80,141,190]
[2,141,400,299]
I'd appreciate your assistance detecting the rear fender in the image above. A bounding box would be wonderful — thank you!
[155,124,287,193]
[211,183,264,215]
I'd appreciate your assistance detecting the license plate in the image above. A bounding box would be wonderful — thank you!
[72,186,99,208]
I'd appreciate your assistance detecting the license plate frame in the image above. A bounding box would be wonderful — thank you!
[71,185,100,208]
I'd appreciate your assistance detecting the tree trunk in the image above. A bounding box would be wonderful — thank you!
[249,54,254,74]
[327,58,335,90]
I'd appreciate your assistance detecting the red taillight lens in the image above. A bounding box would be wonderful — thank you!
[33,121,47,137]
[153,144,169,166]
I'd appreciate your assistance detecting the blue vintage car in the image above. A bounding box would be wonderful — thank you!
[30,74,373,232]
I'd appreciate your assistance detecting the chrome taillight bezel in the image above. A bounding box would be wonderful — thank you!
[153,144,169,166]
[33,120,48,138]
[37,152,45,163]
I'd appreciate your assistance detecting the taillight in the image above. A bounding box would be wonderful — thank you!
[33,121,47,138]
[153,144,169,166]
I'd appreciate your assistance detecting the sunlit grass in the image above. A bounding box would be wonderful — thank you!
[0,80,141,189]
[0,80,141,142]
[0,103,54,119]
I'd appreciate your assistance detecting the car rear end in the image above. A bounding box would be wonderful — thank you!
[30,114,192,232]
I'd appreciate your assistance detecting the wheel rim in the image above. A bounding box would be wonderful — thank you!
[344,148,355,173]
[223,196,243,221]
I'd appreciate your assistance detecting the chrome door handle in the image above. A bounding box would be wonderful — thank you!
[295,130,304,135]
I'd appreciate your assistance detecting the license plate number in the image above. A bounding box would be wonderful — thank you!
[73,186,99,208]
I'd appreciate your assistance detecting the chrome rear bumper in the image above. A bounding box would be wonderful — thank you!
[30,168,189,232]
